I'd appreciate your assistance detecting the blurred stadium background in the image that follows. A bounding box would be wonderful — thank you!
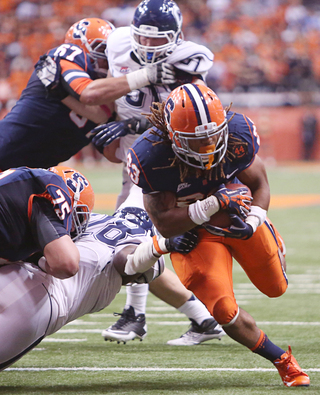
[1,0,320,164]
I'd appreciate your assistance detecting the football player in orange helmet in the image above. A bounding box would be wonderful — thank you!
[0,166,94,280]
[165,84,229,171]
[64,18,114,78]
[48,166,95,241]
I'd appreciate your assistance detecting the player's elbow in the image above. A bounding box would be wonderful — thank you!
[44,236,80,279]
[47,254,79,279]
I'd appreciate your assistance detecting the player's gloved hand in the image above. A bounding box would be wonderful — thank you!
[214,184,252,219]
[146,62,176,85]
[203,214,254,240]
[165,228,198,254]
[35,55,68,99]
[90,117,152,152]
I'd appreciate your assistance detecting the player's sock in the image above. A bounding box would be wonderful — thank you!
[251,330,285,361]
[125,283,149,315]
[178,294,213,324]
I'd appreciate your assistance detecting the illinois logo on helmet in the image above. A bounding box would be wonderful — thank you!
[164,84,228,170]
[65,18,115,76]
[49,166,95,240]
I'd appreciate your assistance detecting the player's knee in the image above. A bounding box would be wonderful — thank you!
[265,280,287,298]
[213,296,238,325]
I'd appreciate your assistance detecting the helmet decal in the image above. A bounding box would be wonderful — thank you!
[72,20,90,40]
[183,84,212,126]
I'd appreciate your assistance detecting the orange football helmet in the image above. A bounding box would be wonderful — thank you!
[49,166,95,240]
[164,84,228,170]
[65,18,114,76]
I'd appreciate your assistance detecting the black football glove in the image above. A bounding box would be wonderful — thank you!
[90,117,152,153]
[203,214,254,240]
[165,228,198,254]
[214,184,252,219]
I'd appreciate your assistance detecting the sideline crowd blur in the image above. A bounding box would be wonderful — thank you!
[0,0,319,161]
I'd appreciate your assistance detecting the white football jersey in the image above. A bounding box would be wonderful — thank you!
[107,27,214,163]
[46,213,157,335]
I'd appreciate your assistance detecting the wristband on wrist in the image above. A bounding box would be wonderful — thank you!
[188,196,220,225]
[126,69,149,91]
[124,239,160,275]
[248,205,267,227]
[245,215,260,233]
[152,235,169,256]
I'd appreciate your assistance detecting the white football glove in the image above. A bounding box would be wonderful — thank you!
[35,55,59,88]
[126,62,177,91]
[145,63,176,85]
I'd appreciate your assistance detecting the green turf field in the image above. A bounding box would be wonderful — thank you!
[1,162,319,394]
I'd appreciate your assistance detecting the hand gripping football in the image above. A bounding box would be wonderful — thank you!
[207,183,252,228]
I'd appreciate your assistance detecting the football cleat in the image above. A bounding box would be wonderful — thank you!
[273,346,310,387]
[101,306,147,344]
[166,318,226,346]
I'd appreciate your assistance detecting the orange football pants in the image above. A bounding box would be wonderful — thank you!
[171,219,288,325]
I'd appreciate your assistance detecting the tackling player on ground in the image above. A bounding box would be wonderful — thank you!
[0,166,94,278]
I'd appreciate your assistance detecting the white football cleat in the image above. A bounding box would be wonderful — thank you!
[167,318,225,346]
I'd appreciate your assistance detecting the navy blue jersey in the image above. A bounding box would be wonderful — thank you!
[0,167,73,262]
[0,44,98,170]
[127,111,260,207]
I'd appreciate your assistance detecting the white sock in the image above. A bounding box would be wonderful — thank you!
[178,295,212,325]
[125,283,149,315]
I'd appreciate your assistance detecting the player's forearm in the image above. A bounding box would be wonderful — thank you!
[62,96,111,124]
[80,76,132,105]
[143,192,196,238]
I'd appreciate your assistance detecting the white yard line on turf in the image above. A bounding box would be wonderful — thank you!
[5,367,320,372]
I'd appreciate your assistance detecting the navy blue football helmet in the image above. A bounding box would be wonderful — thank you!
[113,207,154,235]
[131,0,183,65]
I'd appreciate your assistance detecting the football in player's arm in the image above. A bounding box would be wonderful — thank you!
[0,166,94,279]
[0,208,197,371]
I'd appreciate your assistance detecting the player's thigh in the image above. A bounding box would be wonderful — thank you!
[171,232,234,314]
[0,264,52,369]
[229,221,287,297]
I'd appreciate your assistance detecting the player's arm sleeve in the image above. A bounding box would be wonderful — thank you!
[30,197,69,251]
[127,147,155,194]
[60,59,93,100]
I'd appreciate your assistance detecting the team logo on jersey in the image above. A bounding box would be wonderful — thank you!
[120,66,130,74]
[230,142,248,159]
[177,182,191,192]
[73,20,90,39]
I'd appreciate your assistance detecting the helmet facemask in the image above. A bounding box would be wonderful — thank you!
[70,179,91,241]
[170,120,229,170]
[131,24,181,65]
